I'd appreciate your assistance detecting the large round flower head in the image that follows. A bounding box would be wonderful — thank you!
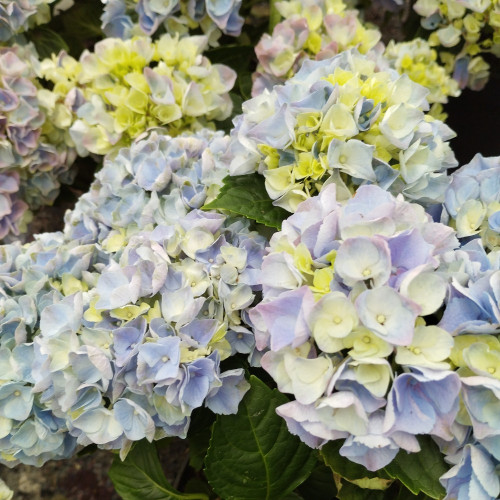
[101,0,244,42]
[413,0,499,91]
[0,0,56,41]
[232,49,457,212]
[249,184,461,463]
[0,44,77,241]
[443,154,500,252]
[0,129,267,463]
[248,184,500,497]
[40,34,236,156]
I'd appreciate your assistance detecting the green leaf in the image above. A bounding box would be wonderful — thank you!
[321,440,391,486]
[336,482,387,500]
[109,440,208,500]
[297,463,337,500]
[60,0,104,39]
[187,408,216,471]
[238,71,253,101]
[202,174,288,229]
[382,437,447,499]
[205,45,255,74]
[28,26,69,58]
[204,376,317,500]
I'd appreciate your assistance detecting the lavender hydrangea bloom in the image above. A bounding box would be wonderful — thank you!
[248,183,465,473]
[0,129,264,464]
[384,368,461,440]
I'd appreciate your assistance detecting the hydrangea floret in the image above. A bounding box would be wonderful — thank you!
[248,183,500,497]
[231,49,457,212]
[443,154,500,252]
[0,43,76,241]
[413,0,500,90]
[0,129,266,465]
[0,0,56,41]
[40,34,236,156]
[101,0,244,42]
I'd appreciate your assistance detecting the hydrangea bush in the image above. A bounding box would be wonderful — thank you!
[0,0,499,499]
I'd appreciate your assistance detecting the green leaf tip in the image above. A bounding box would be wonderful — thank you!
[202,174,288,229]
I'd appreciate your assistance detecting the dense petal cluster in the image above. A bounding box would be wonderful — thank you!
[413,0,500,90]
[252,0,382,96]
[0,44,76,241]
[382,38,460,118]
[101,0,244,41]
[0,172,29,239]
[0,0,56,41]
[0,130,266,465]
[248,184,500,497]
[250,184,458,458]
[435,242,500,498]
[40,34,236,156]
[444,154,500,251]
[232,50,457,212]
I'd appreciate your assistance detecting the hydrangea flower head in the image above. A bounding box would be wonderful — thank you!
[0,129,264,464]
[251,184,500,500]
[232,50,457,212]
[252,0,459,114]
[248,183,500,495]
[101,0,244,41]
[41,34,236,156]
[0,44,76,240]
